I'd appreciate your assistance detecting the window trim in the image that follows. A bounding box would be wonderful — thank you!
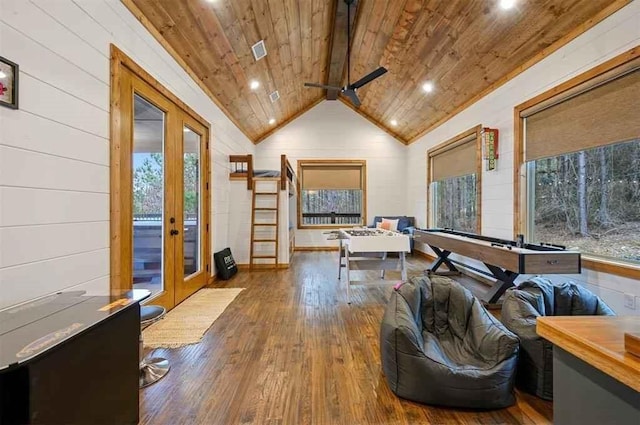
[513,46,640,280]
[296,159,367,230]
[426,125,483,232]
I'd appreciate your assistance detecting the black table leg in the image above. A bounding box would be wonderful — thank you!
[483,264,518,304]
[427,246,459,273]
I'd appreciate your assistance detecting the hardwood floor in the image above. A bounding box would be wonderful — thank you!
[140,252,552,425]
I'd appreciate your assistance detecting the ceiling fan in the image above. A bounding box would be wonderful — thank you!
[304,0,387,107]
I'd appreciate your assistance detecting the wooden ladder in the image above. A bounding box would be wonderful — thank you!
[249,177,280,268]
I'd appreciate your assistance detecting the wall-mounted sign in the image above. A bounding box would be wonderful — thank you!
[482,128,499,171]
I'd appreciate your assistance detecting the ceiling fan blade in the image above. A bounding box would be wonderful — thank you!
[349,67,388,90]
[344,89,361,107]
[304,82,342,90]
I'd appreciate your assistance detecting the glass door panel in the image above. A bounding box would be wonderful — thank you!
[132,94,165,298]
[183,126,201,278]
[175,114,208,304]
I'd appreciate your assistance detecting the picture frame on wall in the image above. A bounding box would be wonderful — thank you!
[0,56,19,110]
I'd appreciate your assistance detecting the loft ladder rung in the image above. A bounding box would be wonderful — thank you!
[250,177,280,269]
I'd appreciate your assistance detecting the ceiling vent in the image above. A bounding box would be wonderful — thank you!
[251,40,267,61]
[269,90,280,103]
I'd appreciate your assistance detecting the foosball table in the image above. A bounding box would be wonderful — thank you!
[414,228,581,304]
[327,228,411,303]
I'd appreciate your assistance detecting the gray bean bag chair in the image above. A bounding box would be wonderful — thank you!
[501,277,615,400]
[380,275,519,409]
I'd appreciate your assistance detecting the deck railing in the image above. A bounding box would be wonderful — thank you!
[133,213,198,222]
[301,212,362,225]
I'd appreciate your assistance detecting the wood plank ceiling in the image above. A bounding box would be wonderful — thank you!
[126,0,628,144]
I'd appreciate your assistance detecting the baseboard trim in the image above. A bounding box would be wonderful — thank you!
[237,263,290,270]
[294,246,339,252]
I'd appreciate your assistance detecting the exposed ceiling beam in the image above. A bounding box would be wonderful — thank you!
[325,0,358,101]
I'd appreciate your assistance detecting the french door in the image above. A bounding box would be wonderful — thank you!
[113,58,210,311]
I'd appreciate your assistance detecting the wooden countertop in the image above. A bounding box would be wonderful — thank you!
[537,316,640,392]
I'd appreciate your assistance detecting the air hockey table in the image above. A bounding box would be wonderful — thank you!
[329,228,411,303]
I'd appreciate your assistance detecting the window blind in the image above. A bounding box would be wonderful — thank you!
[300,164,363,190]
[430,133,477,181]
[524,65,640,162]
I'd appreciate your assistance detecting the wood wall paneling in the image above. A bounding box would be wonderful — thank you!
[127,0,628,144]
[0,222,109,269]
[0,0,115,309]
[0,0,254,310]
[126,0,333,142]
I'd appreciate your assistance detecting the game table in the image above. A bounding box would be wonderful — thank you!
[414,228,581,304]
[329,228,411,303]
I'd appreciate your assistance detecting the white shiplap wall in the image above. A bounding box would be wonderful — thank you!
[255,101,408,248]
[0,0,255,309]
[407,1,640,315]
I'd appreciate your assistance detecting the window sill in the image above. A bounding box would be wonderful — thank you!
[582,256,640,280]
[297,224,363,230]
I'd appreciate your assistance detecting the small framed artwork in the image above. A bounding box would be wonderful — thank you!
[0,56,19,110]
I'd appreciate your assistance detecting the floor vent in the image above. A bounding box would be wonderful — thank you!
[251,40,267,61]
[269,90,280,103]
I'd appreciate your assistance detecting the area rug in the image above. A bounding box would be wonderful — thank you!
[143,288,244,348]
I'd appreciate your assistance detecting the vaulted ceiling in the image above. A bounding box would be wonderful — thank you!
[125,0,628,144]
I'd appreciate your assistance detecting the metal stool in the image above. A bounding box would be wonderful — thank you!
[139,305,170,388]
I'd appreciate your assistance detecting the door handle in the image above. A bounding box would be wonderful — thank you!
[170,229,180,236]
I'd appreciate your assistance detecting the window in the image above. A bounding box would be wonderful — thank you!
[528,140,640,263]
[516,49,640,275]
[297,160,366,228]
[428,126,482,233]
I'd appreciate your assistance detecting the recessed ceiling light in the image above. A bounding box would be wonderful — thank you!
[500,0,516,10]
[0,71,6,79]
[268,118,276,125]
[249,80,260,90]
[390,119,398,126]
[422,82,434,93]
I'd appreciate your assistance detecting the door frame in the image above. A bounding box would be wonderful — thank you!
[110,44,211,302]
[175,114,210,304]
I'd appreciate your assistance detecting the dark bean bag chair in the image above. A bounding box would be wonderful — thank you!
[380,275,519,409]
[501,277,615,400]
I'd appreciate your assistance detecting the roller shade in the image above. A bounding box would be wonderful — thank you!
[301,164,363,190]
[431,134,477,181]
[525,67,640,161]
